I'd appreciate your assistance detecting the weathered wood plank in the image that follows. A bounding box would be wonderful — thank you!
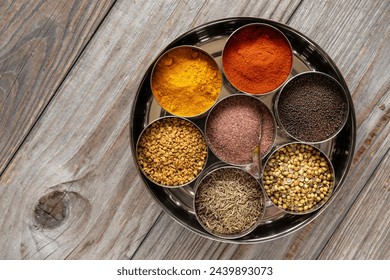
[1,0,388,260]
[318,149,389,260]
[187,0,302,27]
[131,0,390,259]
[131,211,299,260]
[0,0,116,175]
[281,0,390,259]
[0,0,220,260]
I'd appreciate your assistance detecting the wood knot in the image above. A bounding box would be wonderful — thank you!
[34,190,68,229]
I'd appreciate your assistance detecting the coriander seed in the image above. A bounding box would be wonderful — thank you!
[263,143,334,213]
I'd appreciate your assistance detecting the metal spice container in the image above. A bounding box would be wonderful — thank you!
[205,94,276,166]
[221,23,293,95]
[150,45,222,118]
[136,116,208,188]
[262,142,335,215]
[274,71,349,143]
[193,166,266,239]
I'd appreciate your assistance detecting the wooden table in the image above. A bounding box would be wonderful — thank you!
[0,0,389,260]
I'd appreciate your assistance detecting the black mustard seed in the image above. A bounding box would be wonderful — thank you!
[277,73,348,142]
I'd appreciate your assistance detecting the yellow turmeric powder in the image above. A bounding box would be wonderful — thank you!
[151,46,222,117]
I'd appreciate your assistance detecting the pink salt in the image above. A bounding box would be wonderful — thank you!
[206,95,275,165]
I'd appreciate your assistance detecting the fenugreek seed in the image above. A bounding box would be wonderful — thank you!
[137,118,207,186]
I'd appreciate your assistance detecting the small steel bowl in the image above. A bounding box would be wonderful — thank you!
[194,166,266,239]
[150,45,222,118]
[205,94,276,167]
[136,116,208,188]
[221,23,293,96]
[262,142,335,215]
[273,71,350,144]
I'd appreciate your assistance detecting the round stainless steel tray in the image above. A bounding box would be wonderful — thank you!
[130,17,356,243]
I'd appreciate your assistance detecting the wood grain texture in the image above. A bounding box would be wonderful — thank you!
[319,149,389,260]
[0,0,217,260]
[0,0,389,260]
[0,0,116,175]
[280,0,390,259]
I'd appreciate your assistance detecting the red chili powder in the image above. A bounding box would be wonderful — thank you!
[222,24,292,94]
